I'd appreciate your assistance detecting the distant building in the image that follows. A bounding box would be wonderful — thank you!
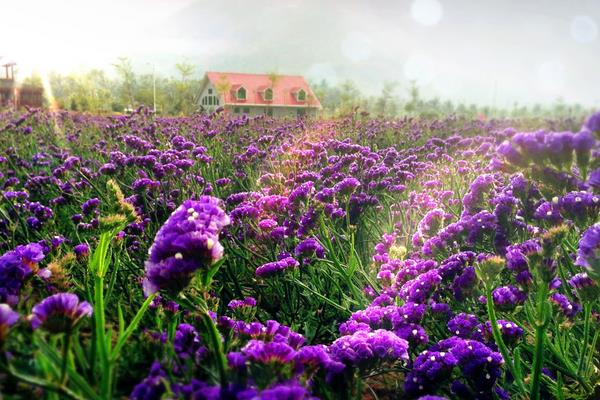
[199,71,321,118]
[0,63,44,109]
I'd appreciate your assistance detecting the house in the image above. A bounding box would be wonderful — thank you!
[0,63,43,109]
[198,71,321,118]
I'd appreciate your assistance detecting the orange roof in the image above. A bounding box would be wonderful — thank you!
[205,71,321,108]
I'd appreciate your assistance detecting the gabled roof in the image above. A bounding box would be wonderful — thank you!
[204,71,321,108]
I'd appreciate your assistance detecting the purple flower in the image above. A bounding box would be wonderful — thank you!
[549,293,581,319]
[483,320,524,343]
[434,337,504,394]
[329,329,409,369]
[588,168,600,189]
[73,243,90,260]
[260,381,314,400]
[405,350,458,396]
[143,197,230,296]
[534,201,562,224]
[294,238,325,259]
[399,270,442,303]
[256,257,299,277]
[0,243,46,305]
[241,339,296,364]
[583,111,600,133]
[173,323,206,362]
[0,303,19,343]
[130,361,167,400]
[447,313,479,338]
[333,177,360,196]
[575,224,600,278]
[491,285,527,311]
[228,296,257,309]
[82,197,100,215]
[29,293,92,333]
[568,272,599,301]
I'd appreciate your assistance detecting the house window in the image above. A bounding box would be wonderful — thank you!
[264,88,273,101]
[214,97,219,105]
[208,96,213,106]
[237,87,247,100]
[266,108,273,117]
[234,107,240,114]
[243,107,250,114]
[297,89,306,102]
[208,88,213,95]
[297,108,306,117]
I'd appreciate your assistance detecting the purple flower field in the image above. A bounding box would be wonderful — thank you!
[0,107,599,399]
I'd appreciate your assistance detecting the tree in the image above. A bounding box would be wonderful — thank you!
[173,61,200,115]
[375,81,399,117]
[113,57,137,110]
[338,80,361,116]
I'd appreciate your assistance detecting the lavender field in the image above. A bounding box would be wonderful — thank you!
[0,108,599,399]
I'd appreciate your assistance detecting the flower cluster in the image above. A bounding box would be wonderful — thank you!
[143,197,230,296]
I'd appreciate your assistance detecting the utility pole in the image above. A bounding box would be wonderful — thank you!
[146,62,156,113]
[152,64,156,113]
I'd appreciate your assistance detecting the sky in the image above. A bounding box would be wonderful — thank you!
[1,0,600,107]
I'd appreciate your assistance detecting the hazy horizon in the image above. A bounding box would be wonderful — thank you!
[2,0,600,108]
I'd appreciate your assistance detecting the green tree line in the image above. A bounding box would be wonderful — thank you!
[17,59,596,119]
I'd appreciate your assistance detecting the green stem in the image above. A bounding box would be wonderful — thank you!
[200,311,228,388]
[111,293,157,360]
[577,303,592,376]
[93,276,111,398]
[5,365,85,400]
[485,286,525,391]
[60,330,72,384]
[530,283,549,400]
[585,329,599,377]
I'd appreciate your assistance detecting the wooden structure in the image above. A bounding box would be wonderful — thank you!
[0,62,44,109]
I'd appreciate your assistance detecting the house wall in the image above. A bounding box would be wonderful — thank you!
[226,105,318,118]
[199,82,222,112]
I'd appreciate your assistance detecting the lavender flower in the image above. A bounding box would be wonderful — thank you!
[0,243,46,305]
[143,197,230,296]
[29,293,92,333]
[130,361,167,400]
[256,257,299,277]
[241,339,296,364]
[333,177,360,196]
[0,303,19,343]
[491,285,527,311]
[173,323,206,362]
[73,243,90,260]
[405,350,458,396]
[549,293,581,319]
[568,272,599,301]
[329,329,409,369]
[447,313,479,338]
[294,238,325,259]
[575,224,600,278]
[228,297,257,309]
[483,320,524,343]
[583,111,600,134]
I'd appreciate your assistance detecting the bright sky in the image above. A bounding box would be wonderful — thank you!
[2,0,600,107]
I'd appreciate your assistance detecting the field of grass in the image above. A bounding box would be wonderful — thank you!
[0,107,598,399]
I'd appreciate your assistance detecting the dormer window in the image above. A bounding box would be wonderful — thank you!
[296,89,306,102]
[263,88,273,101]
[236,87,247,101]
